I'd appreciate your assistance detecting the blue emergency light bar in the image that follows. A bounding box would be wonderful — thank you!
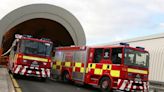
[136,46,145,50]
[23,34,32,38]
[41,38,51,41]
[119,42,129,46]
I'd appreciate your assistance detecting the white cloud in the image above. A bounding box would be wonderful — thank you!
[159,23,164,29]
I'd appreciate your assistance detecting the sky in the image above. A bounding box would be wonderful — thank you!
[0,0,164,45]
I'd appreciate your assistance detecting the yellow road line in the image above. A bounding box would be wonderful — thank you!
[12,79,19,88]
[10,74,22,92]
[15,88,22,92]
[10,74,14,79]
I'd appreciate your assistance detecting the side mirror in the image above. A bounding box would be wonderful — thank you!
[14,46,17,51]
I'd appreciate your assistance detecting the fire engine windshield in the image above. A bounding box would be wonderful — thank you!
[20,39,52,57]
[124,48,149,68]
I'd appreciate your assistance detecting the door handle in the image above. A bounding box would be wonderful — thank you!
[90,64,92,67]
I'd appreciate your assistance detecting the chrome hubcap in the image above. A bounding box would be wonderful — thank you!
[102,80,108,89]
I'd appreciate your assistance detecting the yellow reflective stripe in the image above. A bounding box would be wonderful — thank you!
[102,64,111,70]
[92,64,96,68]
[73,67,76,72]
[75,62,82,67]
[56,61,61,65]
[110,70,120,77]
[52,65,56,69]
[80,68,84,73]
[94,68,103,75]
[88,63,96,69]
[65,62,71,67]
[23,56,48,62]
[128,68,148,74]
[86,68,88,73]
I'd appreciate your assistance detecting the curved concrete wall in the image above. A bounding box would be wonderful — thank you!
[0,4,86,46]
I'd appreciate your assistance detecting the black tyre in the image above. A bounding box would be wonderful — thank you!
[8,69,12,74]
[62,72,70,83]
[41,78,46,82]
[99,77,112,92]
[13,74,18,78]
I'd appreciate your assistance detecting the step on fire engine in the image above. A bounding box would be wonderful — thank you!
[51,43,149,91]
[8,34,53,81]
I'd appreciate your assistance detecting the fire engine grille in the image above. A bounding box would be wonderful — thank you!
[72,72,83,80]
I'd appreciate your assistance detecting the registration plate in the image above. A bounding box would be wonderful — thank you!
[31,61,39,67]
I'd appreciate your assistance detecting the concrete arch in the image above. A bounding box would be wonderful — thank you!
[0,4,86,49]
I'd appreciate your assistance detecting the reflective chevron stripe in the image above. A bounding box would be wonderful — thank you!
[13,65,50,77]
[117,79,148,91]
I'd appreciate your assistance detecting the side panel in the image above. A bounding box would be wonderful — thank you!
[51,51,64,78]
[51,47,88,81]
[84,48,122,86]
[72,49,88,81]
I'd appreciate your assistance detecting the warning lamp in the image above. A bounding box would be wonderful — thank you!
[18,54,23,58]
[22,34,32,38]
[48,59,51,62]
[136,46,145,50]
[16,54,23,65]
[41,38,50,41]
[120,42,129,46]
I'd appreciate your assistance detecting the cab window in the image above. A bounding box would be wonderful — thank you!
[111,48,122,64]
[103,49,110,59]
[93,48,103,63]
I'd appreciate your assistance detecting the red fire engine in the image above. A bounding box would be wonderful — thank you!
[51,43,149,91]
[8,34,53,81]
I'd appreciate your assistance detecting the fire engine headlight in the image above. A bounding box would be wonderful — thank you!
[43,63,47,65]
[23,60,27,63]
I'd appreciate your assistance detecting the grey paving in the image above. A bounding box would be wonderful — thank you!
[0,68,15,92]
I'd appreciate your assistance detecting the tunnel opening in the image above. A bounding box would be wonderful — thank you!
[1,18,74,54]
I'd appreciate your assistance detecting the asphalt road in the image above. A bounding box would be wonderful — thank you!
[16,77,100,92]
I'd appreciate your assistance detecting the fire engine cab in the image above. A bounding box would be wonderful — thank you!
[8,34,53,81]
[51,43,149,91]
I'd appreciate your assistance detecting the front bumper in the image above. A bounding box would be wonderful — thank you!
[117,79,148,92]
[13,65,50,78]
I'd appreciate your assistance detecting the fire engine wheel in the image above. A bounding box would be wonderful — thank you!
[99,77,112,92]
[13,74,18,78]
[62,72,70,83]
[8,69,12,74]
[40,78,46,82]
